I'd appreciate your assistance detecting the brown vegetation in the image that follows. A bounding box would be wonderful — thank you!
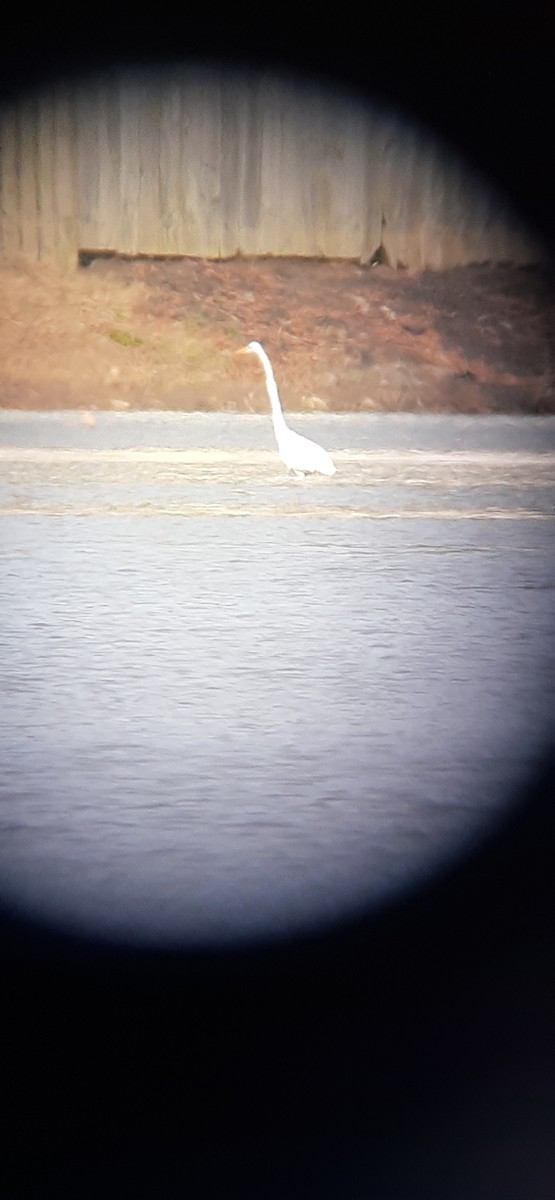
[0,256,552,413]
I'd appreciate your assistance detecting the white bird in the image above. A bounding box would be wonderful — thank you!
[236,341,336,477]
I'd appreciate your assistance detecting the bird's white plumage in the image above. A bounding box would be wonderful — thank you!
[237,341,336,477]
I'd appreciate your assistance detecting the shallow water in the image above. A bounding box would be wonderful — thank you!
[0,412,553,946]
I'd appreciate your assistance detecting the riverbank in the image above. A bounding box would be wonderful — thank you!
[1,257,553,414]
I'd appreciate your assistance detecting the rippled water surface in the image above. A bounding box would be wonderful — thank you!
[0,412,554,945]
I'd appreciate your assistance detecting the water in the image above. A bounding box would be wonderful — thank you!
[0,412,554,947]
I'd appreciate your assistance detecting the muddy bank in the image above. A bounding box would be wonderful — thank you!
[0,257,553,413]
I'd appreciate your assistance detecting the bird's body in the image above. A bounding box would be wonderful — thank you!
[236,341,336,477]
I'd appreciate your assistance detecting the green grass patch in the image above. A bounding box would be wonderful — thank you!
[108,329,144,348]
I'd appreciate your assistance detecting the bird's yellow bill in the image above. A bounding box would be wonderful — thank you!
[234,347,249,355]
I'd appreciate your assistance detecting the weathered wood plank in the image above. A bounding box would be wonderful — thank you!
[158,70,184,254]
[52,84,79,270]
[75,81,101,250]
[118,72,142,254]
[37,88,57,263]
[0,103,21,257]
[17,94,40,260]
[94,75,122,254]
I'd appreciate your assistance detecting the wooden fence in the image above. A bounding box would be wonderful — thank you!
[0,66,540,271]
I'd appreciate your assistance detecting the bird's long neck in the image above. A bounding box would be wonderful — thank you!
[257,348,288,443]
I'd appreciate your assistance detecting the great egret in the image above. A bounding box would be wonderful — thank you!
[236,341,336,477]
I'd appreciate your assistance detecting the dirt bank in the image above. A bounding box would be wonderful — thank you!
[0,256,553,413]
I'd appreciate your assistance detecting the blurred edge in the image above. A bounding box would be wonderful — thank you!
[0,9,553,1199]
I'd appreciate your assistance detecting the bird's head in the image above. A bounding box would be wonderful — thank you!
[235,341,262,357]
